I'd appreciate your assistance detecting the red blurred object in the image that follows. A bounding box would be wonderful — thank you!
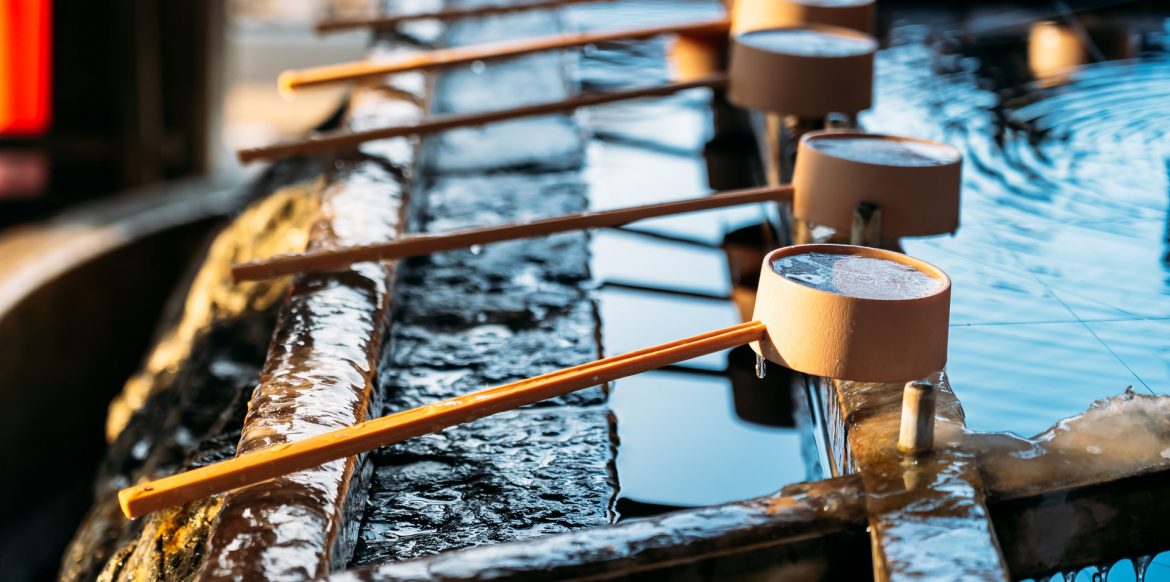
[0,0,52,136]
[0,150,47,198]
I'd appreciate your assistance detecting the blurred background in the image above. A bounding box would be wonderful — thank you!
[0,0,376,228]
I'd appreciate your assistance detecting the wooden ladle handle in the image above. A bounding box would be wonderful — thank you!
[118,320,767,519]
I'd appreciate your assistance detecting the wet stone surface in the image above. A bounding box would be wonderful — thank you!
[348,0,614,567]
[354,406,613,562]
[58,165,326,582]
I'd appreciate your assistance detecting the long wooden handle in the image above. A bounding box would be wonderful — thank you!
[239,74,728,163]
[232,184,791,281]
[316,0,611,33]
[281,17,731,91]
[118,320,767,518]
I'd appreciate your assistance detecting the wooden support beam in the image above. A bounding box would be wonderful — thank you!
[331,477,873,581]
[829,374,1011,582]
[330,463,1170,581]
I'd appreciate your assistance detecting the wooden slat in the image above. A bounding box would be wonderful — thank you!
[828,375,1011,582]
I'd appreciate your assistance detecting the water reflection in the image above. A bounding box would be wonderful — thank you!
[608,369,807,510]
[572,0,811,514]
[863,9,1170,438]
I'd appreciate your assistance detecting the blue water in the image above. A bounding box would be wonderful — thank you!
[866,25,1170,437]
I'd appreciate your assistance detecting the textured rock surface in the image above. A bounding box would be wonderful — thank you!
[57,164,326,582]
[196,160,411,582]
[348,1,615,567]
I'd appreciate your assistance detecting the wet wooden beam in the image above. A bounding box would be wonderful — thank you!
[829,374,1011,581]
[330,460,1170,580]
[991,466,1170,579]
[332,478,873,582]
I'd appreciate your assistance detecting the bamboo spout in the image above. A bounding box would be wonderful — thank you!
[898,380,938,456]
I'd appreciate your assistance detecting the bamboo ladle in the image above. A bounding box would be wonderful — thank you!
[232,185,793,281]
[239,24,877,164]
[281,0,874,92]
[793,130,963,242]
[118,243,952,519]
[232,132,961,282]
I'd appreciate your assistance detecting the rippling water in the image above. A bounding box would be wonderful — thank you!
[866,22,1170,438]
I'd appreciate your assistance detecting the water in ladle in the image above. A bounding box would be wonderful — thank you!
[773,252,943,299]
[737,28,876,57]
[808,135,961,167]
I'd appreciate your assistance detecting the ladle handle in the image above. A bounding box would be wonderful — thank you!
[232,183,790,281]
[281,17,730,91]
[117,320,767,519]
[315,0,612,33]
[239,74,729,163]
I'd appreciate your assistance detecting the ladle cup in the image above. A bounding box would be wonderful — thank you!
[795,130,963,243]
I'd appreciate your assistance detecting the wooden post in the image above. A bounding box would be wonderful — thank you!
[897,380,937,456]
[765,113,827,243]
[850,201,882,247]
[762,112,785,187]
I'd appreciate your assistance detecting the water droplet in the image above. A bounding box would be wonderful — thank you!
[1135,555,1153,582]
[755,354,767,379]
[469,244,483,255]
[142,486,154,492]
[470,60,485,74]
[1091,562,1108,582]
